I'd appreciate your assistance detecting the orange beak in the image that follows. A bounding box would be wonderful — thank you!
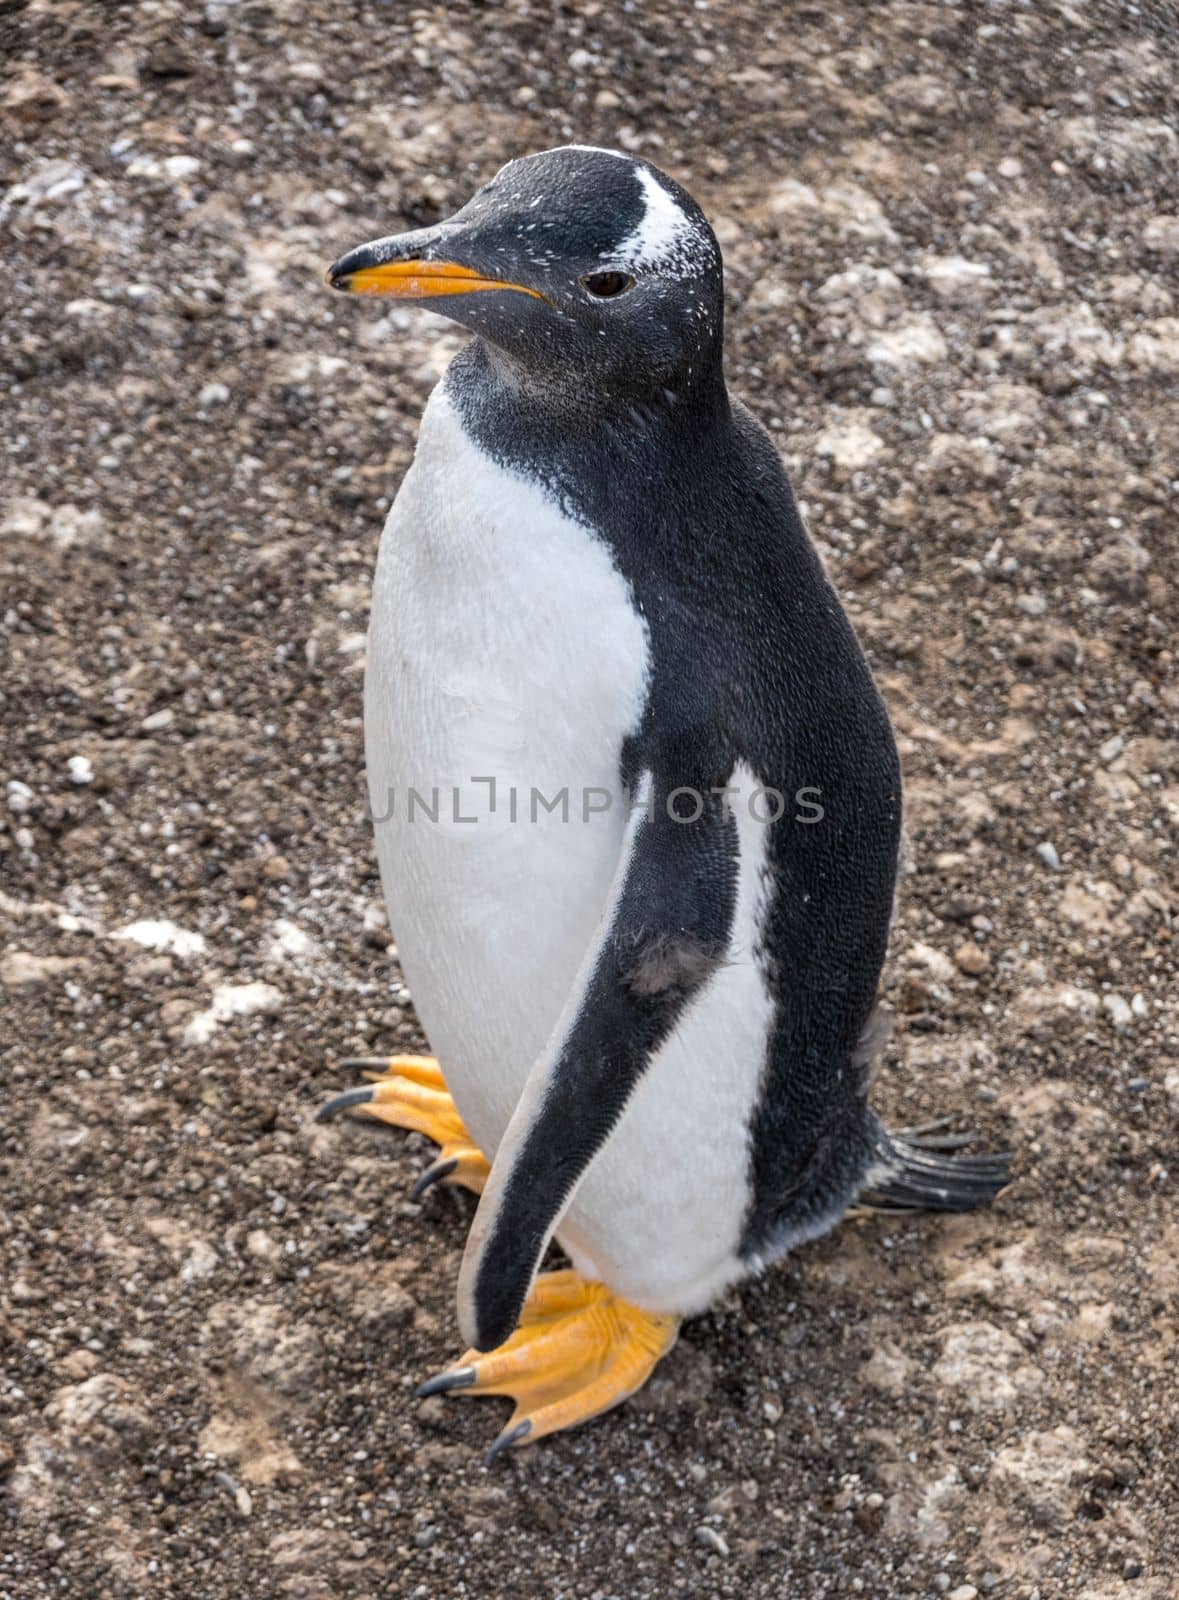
[325,254,546,302]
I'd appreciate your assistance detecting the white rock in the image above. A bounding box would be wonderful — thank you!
[162,155,201,180]
[866,316,948,370]
[184,982,284,1046]
[66,756,94,786]
[1127,317,1179,373]
[116,919,207,959]
[183,1009,220,1047]
[2,158,85,210]
[1011,982,1101,1039]
[212,982,283,1019]
[7,779,34,814]
[267,919,319,962]
[921,256,992,297]
[1143,215,1179,254]
[0,951,87,990]
[765,179,897,243]
[991,1426,1092,1525]
[863,1344,914,1395]
[932,1320,1043,1410]
[905,941,958,983]
[1102,993,1133,1029]
[181,1240,220,1282]
[141,709,174,732]
[813,416,886,471]
[816,263,903,304]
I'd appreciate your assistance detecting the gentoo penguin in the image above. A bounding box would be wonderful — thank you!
[319,146,1008,1458]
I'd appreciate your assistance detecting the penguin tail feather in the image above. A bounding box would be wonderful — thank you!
[858,1119,1011,1214]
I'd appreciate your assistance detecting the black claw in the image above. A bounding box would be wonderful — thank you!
[485,1419,531,1465]
[315,1085,376,1123]
[337,1057,391,1071]
[412,1156,459,1202]
[416,1366,476,1399]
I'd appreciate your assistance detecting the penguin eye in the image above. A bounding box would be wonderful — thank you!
[580,271,636,299]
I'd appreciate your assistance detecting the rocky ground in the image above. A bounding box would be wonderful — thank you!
[2,2,1177,1597]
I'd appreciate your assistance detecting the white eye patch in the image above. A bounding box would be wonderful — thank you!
[611,164,716,278]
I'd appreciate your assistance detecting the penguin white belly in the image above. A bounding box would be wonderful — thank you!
[365,381,648,1158]
[366,382,774,1313]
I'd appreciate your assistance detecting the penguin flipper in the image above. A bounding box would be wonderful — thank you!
[456,770,738,1356]
[857,1121,1011,1213]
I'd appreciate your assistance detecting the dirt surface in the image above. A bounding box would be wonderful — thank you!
[2,2,1177,1597]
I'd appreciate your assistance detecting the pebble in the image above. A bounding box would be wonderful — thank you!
[416,1397,447,1430]
[948,1587,978,1600]
[6,779,34,813]
[954,940,990,976]
[67,754,94,785]
[1103,993,1133,1028]
[141,708,175,732]
[694,1526,729,1557]
[1,950,88,989]
[1035,841,1061,870]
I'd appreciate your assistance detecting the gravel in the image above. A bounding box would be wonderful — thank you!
[2,3,1177,1598]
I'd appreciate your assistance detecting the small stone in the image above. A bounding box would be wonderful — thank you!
[1,950,88,990]
[998,157,1023,178]
[262,854,291,881]
[416,1397,447,1430]
[1103,993,1133,1028]
[199,381,230,408]
[863,1344,914,1395]
[1123,1557,1143,1579]
[141,708,174,732]
[948,1587,978,1600]
[955,941,990,976]
[66,755,94,785]
[6,779,34,813]
[245,1230,280,1262]
[1036,841,1061,870]
[694,1526,729,1557]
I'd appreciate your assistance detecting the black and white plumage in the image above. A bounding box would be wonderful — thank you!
[326,146,1008,1370]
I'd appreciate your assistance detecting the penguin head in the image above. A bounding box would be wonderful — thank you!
[326,147,724,401]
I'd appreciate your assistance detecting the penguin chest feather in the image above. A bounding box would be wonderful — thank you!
[365,382,650,1154]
